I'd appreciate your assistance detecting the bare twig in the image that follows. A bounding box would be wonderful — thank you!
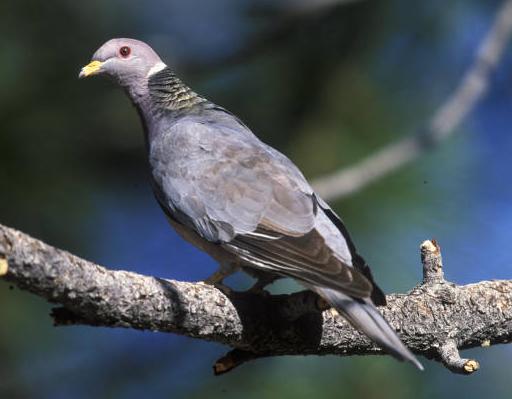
[420,239,444,285]
[312,0,512,201]
[438,340,480,375]
[1,224,511,375]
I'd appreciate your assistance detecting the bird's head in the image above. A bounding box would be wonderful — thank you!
[79,38,166,93]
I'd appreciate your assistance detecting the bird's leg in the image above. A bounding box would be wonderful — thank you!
[246,272,278,296]
[203,262,238,295]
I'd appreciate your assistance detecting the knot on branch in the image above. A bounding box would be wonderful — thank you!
[418,239,487,376]
[438,340,480,375]
[421,239,445,285]
[213,349,265,376]
[0,257,8,277]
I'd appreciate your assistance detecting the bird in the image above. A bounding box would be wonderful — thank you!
[79,38,423,370]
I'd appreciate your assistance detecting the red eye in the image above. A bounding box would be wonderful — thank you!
[119,46,131,58]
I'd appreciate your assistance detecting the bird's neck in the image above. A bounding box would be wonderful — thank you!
[128,66,210,149]
[147,67,208,114]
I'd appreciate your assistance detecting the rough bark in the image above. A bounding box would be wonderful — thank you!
[1,224,510,375]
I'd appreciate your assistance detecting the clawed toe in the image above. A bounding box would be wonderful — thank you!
[246,286,271,297]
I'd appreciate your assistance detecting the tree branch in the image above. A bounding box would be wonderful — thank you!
[1,223,511,375]
[312,0,512,201]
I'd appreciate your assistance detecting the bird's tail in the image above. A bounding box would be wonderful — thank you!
[313,286,423,370]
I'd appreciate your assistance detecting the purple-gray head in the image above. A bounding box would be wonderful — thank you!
[79,38,166,92]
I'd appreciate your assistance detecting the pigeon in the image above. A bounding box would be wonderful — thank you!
[79,38,423,370]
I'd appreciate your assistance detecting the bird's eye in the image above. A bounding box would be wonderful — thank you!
[119,46,131,58]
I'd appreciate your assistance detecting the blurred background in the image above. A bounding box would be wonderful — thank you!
[1,0,512,398]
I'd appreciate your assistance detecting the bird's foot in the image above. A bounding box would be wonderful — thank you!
[203,271,226,286]
[202,275,233,296]
[245,281,271,297]
[243,273,277,297]
[316,296,332,311]
[213,283,234,296]
[203,281,234,296]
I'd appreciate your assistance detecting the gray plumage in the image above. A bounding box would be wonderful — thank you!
[80,38,423,370]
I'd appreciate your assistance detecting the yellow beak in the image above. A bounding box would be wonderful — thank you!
[79,60,104,78]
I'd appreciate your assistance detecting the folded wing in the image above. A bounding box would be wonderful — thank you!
[150,114,372,299]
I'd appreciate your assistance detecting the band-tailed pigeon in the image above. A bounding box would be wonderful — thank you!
[79,38,423,370]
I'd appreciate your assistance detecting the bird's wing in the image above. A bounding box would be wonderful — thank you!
[315,197,387,306]
[150,115,372,298]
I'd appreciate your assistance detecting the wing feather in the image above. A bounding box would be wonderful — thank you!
[150,114,372,298]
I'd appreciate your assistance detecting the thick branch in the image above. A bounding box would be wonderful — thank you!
[1,223,511,374]
[312,0,512,201]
